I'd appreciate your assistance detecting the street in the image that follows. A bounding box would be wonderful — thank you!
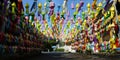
[1,52,120,60]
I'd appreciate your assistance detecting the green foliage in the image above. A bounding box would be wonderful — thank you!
[55,48,64,52]
[48,40,56,45]
[43,40,57,51]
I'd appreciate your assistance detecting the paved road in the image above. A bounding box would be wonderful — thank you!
[1,52,120,60]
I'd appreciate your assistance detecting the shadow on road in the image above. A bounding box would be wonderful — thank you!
[1,52,120,60]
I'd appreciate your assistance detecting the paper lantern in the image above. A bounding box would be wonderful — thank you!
[76,3,79,12]
[11,2,16,14]
[57,4,61,12]
[49,1,55,9]
[71,2,74,9]
[98,2,102,8]
[25,3,29,14]
[73,12,77,21]
[62,0,67,11]
[96,2,102,16]
[18,0,24,14]
[87,3,90,8]
[38,3,42,9]
[87,3,90,13]
[91,11,95,19]
[92,0,97,9]
[50,13,55,24]
[61,11,65,19]
[82,12,85,21]
[110,6,115,18]
[104,12,107,19]
[42,12,45,20]
[44,2,47,8]
[31,12,35,22]
[62,10,66,15]
[38,3,42,20]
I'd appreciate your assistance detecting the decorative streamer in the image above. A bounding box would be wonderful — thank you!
[30,0,37,12]
[78,0,84,12]
[104,0,113,12]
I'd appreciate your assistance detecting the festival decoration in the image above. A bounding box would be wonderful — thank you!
[11,2,16,14]
[78,0,84,12]
[110,5,115,19]
[62,0,68,14]
[38,3,42,20]
[0,0,120,56]
[95,2,102,17]
[25,3,29,15]
[82,11,85,21]
[71,2,74,9]
[87,3,90,14]
[92,0,97,10]
[18,0,24,15]
[76,3,79,13]
[73,12,77,21]
[49,0,55,16]
[38,3,42,14]
[30,0,37,12]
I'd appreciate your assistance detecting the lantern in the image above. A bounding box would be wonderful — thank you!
[11,2,16,14]
[25,3,29,14]
[87,3,90,14]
